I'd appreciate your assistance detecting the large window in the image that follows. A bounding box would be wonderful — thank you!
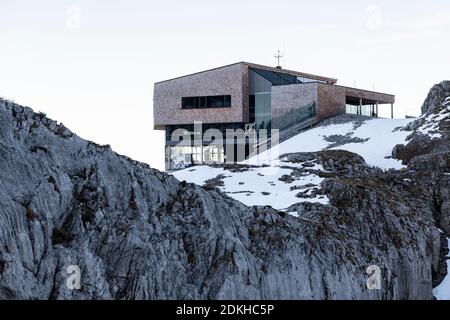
[182,95,231,109]
[346,104,376,117]
[167,145,225,170]
[249,69,272,132]
[250,93,271,131]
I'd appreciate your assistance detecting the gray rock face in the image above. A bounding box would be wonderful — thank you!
[393,83,450,237]
[421,81,450,115]
[0,95,447,300]
[392,83,450,288]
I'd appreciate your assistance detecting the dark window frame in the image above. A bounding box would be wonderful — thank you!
[182,95,232,109]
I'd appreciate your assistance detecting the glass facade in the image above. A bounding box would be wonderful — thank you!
[166,145,226,169]
[346,104,358,115]
[251,68,299,86]
[248,68,319,134]
[362,105,376,117]
[249,69,273,132]
[346,104,377,117]
[165,123,245,169]
[272,102,316,131]
[203,145,224,163]
[167,145,218,170]
[249,93,271,131]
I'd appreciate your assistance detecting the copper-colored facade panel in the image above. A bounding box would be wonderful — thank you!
[241,65,250,123]
[271,83,318,120]
[316,83,395,120]
[317,84,346,120]
[342,85,395,104]
[153,63,245,129]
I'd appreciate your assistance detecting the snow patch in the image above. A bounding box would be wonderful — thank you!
[416,98,450,140]
[286,211,299,218]
[173,163,329,210]
[434,238,450,300]
[246,118,414,170]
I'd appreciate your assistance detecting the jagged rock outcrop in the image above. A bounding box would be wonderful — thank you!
[285,149,448,290]
[392,83,450,287]
[421,81,450,115]
[393,82,450,238]
[0,92,447,300]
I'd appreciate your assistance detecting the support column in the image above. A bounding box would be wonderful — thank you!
[391,103,394,119]
[201,144,204,163]
[359,98,363,115]
[376,101,379,118]
[165,145,171,171]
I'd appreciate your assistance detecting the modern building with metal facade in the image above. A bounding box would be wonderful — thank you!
[153,62,395,169]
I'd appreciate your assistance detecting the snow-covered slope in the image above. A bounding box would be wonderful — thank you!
[172,116,415,210]
[246,117,414,169]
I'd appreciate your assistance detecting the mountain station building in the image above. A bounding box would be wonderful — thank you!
[153,62,395,169]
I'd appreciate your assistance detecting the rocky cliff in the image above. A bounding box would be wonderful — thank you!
[0,84,448,299]
[393,81,450,238]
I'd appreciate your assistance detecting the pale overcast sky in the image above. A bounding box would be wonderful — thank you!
[1,0,449,170]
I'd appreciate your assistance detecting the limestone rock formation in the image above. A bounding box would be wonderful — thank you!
[0,84,448,299]
[421,81,450,115]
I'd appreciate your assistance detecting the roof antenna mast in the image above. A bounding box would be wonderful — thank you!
[274,50,283,69]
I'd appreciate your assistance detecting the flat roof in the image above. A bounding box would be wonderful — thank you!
[154,61,338,85]
[242,62,337,84]
[332,83,395,98]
